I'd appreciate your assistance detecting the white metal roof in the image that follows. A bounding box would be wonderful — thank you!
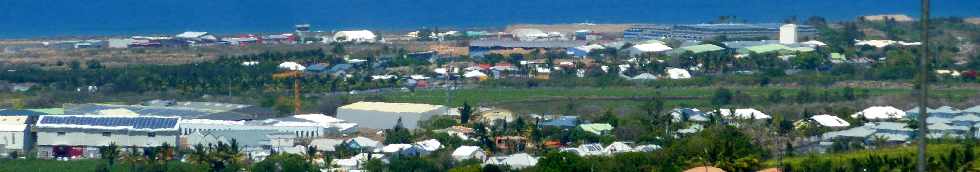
[278,61,306,71]
[452,146,483,157]
[629,43,673,52]
[716,108,771,119]
[176,31,209,39]
[852,106,906,120]
[666,68,691,79]
[810,114,850,127]
[339,102,445,113]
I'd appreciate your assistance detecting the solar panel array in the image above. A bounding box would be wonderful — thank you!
[39,116,178,129]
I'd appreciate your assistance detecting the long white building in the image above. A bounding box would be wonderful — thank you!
[336,102,447,129]
[35,115,180,159]
[179,114,357,138]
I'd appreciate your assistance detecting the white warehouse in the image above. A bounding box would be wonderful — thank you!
[336,102,447,129]
[34,115,180,159]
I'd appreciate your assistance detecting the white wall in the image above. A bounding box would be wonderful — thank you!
[36,130,178,147]
[337,108,445,129]
[0,131,25,151]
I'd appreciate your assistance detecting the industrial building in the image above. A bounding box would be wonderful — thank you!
[178,114,357,138]
[336,102,447,129]
[624,23,816,41]
[64,101,278,121]
[0,116,29,156]
[468,40,587,57]
[34,115,180,159]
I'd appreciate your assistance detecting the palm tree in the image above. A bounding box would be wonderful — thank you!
[99,143,120,166]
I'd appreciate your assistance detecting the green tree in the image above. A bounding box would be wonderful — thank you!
[459,102,474,124]
[252,153,319,172]
[712,88,733,106]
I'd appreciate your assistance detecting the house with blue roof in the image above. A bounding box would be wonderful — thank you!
[325,64,354,76]
[34,115,180,159]
[306,63,331,72]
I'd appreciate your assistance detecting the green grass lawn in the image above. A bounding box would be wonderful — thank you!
[359,87,979,107]
[0,159,207,172]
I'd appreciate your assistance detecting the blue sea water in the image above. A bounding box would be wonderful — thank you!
[0,0,978,38]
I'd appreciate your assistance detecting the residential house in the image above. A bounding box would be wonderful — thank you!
[561,143,606,156]
[310,138,345,152]
[712,108,771,119]
[907,106,961,119]
[671,108,709,122]
[451,146,486,161]
[578,123,614,135]
[851,106,906,120]
[346,137,381,151]
[807,114,851,128]
[483,153,539,169]
[604,142,634,154]
[494,136,528,152]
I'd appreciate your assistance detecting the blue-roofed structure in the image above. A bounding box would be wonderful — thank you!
[306,63,330,72]
[325,64,353,75]
[34,115,181,158]
[63,102,275,120]
[37,115,179,131]
[0,109,49,116]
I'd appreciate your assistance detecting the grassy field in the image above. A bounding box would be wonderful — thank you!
[0,159,206,172]
[766,143,980,170]
[360,86,980,107]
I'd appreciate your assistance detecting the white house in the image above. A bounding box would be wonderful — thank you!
[484,153,539,169]
[713,108,771,119]
[852,106,906,120]
[451,146,486,161]
[278,61,306,71]
[810,114,851,128]
[666,68,692,79]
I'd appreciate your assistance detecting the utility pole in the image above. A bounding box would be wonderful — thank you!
[916,0,930,171]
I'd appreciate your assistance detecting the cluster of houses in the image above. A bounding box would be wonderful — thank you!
[664,104,980,154]
[815,105,980,149]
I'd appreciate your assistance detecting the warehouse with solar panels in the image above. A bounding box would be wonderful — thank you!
[336,102,447,129]
[34,115,180,159]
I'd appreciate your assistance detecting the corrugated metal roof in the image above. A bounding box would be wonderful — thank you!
[470,40,586,48]
[339,102,444,113]
[679,44,725,54]
[37,115,179,130]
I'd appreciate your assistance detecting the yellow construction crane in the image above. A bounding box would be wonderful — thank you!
[273,70,303,114]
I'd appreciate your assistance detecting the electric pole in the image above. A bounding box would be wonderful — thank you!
[916,0,930,171]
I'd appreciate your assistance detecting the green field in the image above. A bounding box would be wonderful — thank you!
[360,87,979,107]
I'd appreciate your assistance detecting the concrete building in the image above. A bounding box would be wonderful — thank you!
[624,23,817,41]
[179,114,357,138]
[336,102,447,129]
[779,24,797,44]
[0,116,29,156]
[35,115,180,159]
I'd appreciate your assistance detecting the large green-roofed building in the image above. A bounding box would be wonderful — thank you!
[678,44,725,54]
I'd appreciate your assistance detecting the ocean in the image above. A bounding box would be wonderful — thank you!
[1,0,978,38]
